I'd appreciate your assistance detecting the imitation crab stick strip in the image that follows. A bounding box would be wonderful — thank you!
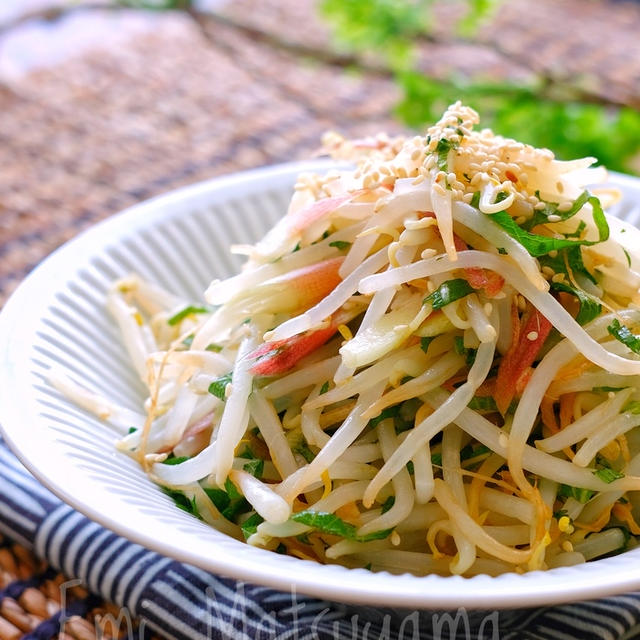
[453,235,505,297]
[494,305,553,414]
[255,192,363,259]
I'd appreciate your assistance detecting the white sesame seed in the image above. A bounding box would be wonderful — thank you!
[527,331,539,341]
[517,295,527,311]
[547,214,562,223]
[432,183,447,196]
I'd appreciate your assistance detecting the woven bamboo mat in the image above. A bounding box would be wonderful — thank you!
[0,534,152,639]
[0,10,400,309]
[1,0,640,637]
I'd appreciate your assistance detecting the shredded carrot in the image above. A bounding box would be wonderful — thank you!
[467,456,503,519]
[618,434,631,464]
[414,402,434,425]
[599,439,621,462]
[426,520,451,559]
[540,396,559,435]
[335,501,361,522]
[574,505,614,533]
[551,356,593,392]
[320,469,332,500]
[527,531,551,571]
[559,393,577,429]
[612,502,640,535]
[558,392,578,460]
[461,468,522,496]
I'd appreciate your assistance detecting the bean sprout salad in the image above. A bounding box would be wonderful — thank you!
[54,102,640,576]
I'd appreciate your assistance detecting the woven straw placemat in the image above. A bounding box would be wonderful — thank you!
[0,533,152,639]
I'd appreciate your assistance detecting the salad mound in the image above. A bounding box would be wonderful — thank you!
[54,102,640,576]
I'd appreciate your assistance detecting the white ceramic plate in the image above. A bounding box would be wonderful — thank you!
[2,161,640,610]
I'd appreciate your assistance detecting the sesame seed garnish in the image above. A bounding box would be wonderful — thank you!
[541,266,555,280]
[527,331,539,341]
[547,214,562,223]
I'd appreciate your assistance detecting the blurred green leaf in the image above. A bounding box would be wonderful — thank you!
[320,0,640,174]
[118,0,192,9]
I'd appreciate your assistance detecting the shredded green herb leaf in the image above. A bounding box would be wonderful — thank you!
[624,400,640,415]
[594,467,624,483]
[168,304,216,326]
[162,487,200,518]
[329,240,352,250]
[368,405,401,429]
[491,192,609,257]
[420,336,435,353]
[453,335,477,366]
[240,512,264,540]
[182,334,194,347]
[291,510,393,542]
[435,138,458,172]
[550,281,601,325]
[460,444,491,462]
[467,396,498,412]
[242,458,264,479]
[424,278,475,310]
[162,455,190,466]
[204,479,250,521]
[593,386,626,393]
[607,319,640,355]
[558,484,595,503]
[208,373,233,401]
[291,433,316,463]
[381,496,395,514]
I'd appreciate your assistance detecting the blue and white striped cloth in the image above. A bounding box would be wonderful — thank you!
[1,441,640,640]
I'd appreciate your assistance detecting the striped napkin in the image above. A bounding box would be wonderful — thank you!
[1,441,639,640]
